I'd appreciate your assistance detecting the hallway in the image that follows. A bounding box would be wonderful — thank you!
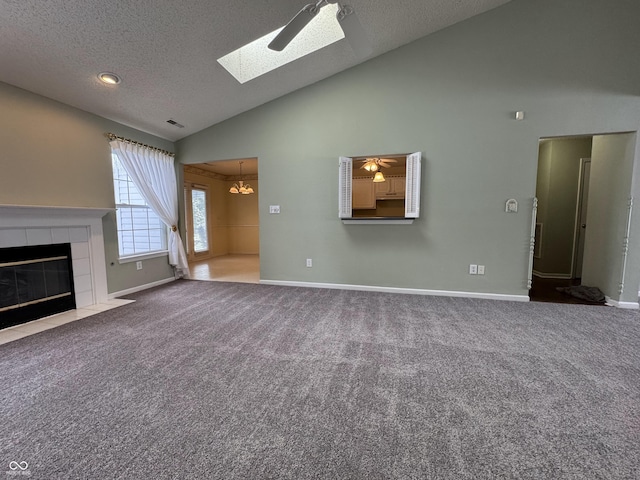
[529,277,606,306]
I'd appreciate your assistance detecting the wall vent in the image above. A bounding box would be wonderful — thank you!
[166,119,185,128]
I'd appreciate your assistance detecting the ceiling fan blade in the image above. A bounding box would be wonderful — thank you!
[336,5,372,58]
[268,3,319,51]
[379,158,398,163]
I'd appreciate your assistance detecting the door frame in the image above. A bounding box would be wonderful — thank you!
[571,158,591,279]
[184,182,211,262]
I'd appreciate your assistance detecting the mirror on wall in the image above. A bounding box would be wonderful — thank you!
[339,152,421,221]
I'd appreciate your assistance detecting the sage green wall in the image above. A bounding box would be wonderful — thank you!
[0,81,176,293]
[534,137,592,277]
[177,0,640,298]
[583,133,638,302]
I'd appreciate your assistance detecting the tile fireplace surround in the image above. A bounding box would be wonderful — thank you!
[0,205,112,312]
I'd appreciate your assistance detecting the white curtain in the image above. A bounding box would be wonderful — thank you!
[110,140,190,278]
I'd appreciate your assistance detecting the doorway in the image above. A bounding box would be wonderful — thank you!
[183,159,260,283]
[530,136,597,304]
[530,132,638,306]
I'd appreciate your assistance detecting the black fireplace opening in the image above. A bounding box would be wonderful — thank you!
[0,243,76,330]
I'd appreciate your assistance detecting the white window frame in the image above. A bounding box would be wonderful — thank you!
[338,156,353,218]
[339,152,422,222]
[111,153,168,262]
[184,183,211,261]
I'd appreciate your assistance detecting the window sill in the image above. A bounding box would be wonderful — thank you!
[118,251,169,264]
[342,218,415,225]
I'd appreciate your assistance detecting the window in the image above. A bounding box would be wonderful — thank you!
[338,152,422,222]
[112,154,167,258]
[184,184,210,257]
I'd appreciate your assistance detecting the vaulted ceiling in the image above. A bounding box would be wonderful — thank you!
[1,0,512,141]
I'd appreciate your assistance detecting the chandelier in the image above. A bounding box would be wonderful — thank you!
[229,161,254,194]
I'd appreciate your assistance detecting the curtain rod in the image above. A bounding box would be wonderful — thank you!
[106,133,175,157]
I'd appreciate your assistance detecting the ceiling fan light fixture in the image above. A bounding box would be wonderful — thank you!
[336,3,372,58]
[217,3,343,84]
[373,171,386,183]
[267,3,320,52]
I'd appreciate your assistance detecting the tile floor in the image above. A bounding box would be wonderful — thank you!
[189,254,259,283]
[0,298,135,346]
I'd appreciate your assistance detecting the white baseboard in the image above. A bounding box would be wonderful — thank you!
[108,277,175,299]
[605,296,640,310]
[532,270,572,279]
[259,280,530,303]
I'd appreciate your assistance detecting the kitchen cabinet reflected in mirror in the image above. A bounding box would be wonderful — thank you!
[352,154,407,218]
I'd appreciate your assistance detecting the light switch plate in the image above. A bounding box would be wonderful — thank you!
[269,205,280,214]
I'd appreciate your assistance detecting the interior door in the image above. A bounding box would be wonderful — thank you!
[184,183,210,262]
[573,158,591,278]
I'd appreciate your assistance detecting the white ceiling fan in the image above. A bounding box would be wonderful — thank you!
[268,0,372,57]
[360,158,398,172]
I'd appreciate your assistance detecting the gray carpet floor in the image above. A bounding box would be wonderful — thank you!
[1,280,639,479]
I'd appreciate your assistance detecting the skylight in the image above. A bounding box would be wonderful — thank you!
[217,3,344,84]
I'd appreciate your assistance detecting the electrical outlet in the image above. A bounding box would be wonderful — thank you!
[136,261,142,270]
[478,265,485,275]
[306,258,313,268]
[469,264,478,275]
[269,205,281,214]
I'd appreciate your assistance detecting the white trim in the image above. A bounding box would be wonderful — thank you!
[108,277,175,300]
[571,158,590,277]
[118,250,169,264]
[260,279,529,302]
[532,270,572,279]
[527,197,538,289]
[338,156,353,219]
[0,204,112,307]
[342,219,414,225]
[618,196,633,295]
[405,152,421,218]
[605,295,639,310]
[0,204,113,220]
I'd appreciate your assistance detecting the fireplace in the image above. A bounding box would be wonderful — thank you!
[0,204,111,329]
[0,243,76,329]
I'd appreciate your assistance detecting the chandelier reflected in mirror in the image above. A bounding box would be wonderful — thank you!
[229,161,254,194]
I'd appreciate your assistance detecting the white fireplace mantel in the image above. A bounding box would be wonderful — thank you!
[0,204,114,308]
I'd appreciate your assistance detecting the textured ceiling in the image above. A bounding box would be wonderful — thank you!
[198,158,259,177]
[1,0,512,142]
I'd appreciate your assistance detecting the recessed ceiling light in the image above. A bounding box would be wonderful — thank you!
[217,3,344,84]
[98,72,121,85]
